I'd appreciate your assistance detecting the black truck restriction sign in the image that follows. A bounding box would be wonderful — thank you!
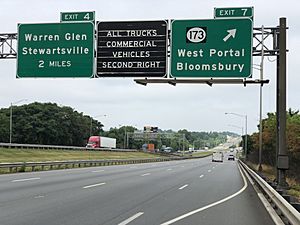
[97,20,168,77]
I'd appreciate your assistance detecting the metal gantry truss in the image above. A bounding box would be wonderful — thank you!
[253,26,279,57]
[0,33,17,59]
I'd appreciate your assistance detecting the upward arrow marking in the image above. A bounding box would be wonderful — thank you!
[223,29,237,42]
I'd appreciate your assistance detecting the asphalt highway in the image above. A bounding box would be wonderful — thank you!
[0,156,276,225]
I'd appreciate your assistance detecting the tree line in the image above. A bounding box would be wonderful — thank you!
[0,102,233,149]
[0,102,103,146]
[246,109,300,182]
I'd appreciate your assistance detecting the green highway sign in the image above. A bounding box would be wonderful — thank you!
[60,11,95,23]
[17,22,94,78]
[214,7,253,19]
[170,19,253,78]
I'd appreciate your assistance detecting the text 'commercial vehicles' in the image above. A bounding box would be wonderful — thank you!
[86,136,116,149]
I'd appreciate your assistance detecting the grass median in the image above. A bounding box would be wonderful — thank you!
[0,148,212,174]
[0,148,160,163]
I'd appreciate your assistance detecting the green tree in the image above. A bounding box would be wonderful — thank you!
[0,102,103,146]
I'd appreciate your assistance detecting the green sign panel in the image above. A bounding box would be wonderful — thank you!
[17,22,94,78]
[170,19,253,78]
[214,7,253,19]
[60,11,95,23]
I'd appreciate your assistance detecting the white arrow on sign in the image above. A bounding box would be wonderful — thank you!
[223,29,237,42]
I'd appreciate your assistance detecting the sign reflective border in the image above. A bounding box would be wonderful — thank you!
[170,19,253,78]
[96,20,168,77]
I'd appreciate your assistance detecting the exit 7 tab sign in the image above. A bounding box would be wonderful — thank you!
[170,18,253,78]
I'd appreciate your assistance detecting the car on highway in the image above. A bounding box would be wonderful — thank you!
[228,153,235,161]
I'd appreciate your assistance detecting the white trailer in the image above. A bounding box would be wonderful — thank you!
[100,136,116,148]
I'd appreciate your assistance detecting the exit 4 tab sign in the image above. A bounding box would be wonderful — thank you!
[60,11,95,23]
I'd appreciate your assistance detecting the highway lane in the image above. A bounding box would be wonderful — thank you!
[0,156,275,225]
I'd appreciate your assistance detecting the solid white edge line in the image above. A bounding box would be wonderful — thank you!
[11,177,40,182]
[118,212,144,225]
[160,164,248,225]
[241,165,285,225]
[83,182,106,189]
[179,184,189,190]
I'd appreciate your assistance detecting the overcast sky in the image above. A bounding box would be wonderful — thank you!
[0,0,299,134]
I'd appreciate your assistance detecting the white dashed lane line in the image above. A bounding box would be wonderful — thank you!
[83,182,106,189]
[91,170,105,173]
[34,195,45,199]
[199,175,204,178]
[141,173,151,177]
[118,212,144,225]
[11,177,40,183]
[208,170,212,173]
[178,184,189,190]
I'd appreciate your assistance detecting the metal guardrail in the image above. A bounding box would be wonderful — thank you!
[0,142,136,152]
[0,155,209,173]
[239,160,300,225]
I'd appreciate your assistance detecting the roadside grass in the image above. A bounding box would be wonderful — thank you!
[247,161,300,202]
[0,148,160,163]
[191,151,213,157]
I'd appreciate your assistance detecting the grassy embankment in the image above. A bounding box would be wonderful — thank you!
[247,162,300,202]
[0,148,161,173]
[0,148,160,163]
[190,151,213,157]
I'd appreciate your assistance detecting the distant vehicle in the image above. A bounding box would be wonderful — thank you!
[228,153,235,161]
[86,136,116,149]
[212,152,223,162]
[163,147,173,153]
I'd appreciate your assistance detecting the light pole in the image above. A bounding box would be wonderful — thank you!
[10,99,27,144]
[90,114,107,137]
[225,112,248,158]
